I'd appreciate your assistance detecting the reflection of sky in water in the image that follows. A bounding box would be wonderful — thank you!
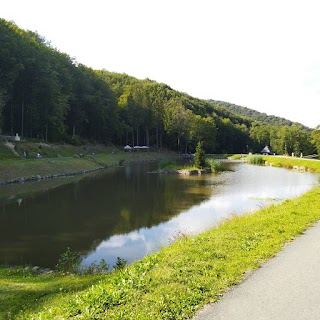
[82,163,320,267]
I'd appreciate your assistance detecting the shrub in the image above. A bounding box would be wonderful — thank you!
[206,158,222,172]
[246,155,265,165]
[56,247,82,273]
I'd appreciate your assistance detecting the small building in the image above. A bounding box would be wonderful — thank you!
[260,146,275,155]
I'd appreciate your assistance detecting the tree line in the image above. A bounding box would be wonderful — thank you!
[1,19,319,156]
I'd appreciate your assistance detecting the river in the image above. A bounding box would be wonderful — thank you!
[0,161,319,269]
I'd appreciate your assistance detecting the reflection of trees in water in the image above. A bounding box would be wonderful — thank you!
[0,163,211,268]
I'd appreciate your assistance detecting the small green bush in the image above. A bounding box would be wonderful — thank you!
[56,247,82,273]
[246,155,265,165]
[206,158,222,172]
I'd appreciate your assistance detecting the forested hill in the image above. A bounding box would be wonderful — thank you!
[0,18,317,156]
[209,100,310,130]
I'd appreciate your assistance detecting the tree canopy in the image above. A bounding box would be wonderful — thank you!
[0,19,316,155]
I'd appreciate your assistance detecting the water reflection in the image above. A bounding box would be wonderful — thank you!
[82,162,320,268]
[0,162,212,267]
[0,161,319,269]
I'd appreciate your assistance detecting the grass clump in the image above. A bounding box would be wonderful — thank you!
[246,154,265,165]
[206,158,222,172]
[9,186,320,319]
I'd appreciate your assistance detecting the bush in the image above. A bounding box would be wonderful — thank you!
[56,247,82,273]
[206,159,222,172]
[246,155,265,165]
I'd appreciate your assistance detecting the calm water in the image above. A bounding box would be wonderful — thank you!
[0,161,319,268]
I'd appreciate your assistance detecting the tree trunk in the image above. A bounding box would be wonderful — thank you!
[45,105,48,142]
[10,98,13,135]
[21,98,24,138]
[136,125,139,146]
[146,127,149,147]
[131,126,134,146]
[156,125,159,150]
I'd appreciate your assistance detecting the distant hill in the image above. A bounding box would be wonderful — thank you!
[0,18,314,155]
[209,100,310,130]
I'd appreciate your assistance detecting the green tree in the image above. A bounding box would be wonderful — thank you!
[194,141,205,169]
[311,127,320,156]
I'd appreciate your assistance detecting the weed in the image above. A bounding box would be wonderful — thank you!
[206,158,222,172]
[55,247,82,274]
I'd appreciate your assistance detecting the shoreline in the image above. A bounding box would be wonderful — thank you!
[0,151,178,185]
[3,184,320,319]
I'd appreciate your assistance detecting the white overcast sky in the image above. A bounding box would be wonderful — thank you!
[1,0,320,128]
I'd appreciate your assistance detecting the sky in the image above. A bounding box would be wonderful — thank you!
[1,0,320,128]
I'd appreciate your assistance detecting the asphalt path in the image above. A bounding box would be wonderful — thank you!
[193,221,320,320]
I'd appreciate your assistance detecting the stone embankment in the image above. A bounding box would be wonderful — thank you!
[0,163,121,186]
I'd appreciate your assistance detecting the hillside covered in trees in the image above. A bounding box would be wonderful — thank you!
[1,19,319,156]
[209,100,310,129]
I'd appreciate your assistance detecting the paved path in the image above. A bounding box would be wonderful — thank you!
[193,221,320,320]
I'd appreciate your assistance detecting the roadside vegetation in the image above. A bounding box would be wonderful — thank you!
[2,185,320,319]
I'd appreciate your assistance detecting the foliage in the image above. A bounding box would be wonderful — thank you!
[113,257,128,270]
[246,155,265,165]
[210,99,310,129]
[55,247,82,273]
[311,127,320,156]
[206,158,222,172]
[11,185,320,319]
[194,141,206,169]
[0,18,315,156]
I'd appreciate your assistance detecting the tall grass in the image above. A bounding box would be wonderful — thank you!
[206,158,222,172]
[246,155,265,165]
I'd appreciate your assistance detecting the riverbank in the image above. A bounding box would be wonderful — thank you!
[263,155,320,172]
[0,143,178,185]
[2,180,320,319]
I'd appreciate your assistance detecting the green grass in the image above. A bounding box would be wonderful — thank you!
[246,154,265,165]
[0,144,21,160]
[0,267,104,320]
[3,185,320,319]
[0,149,177,182]
[228,154,247,160]
[263,156,320,172]
[206,154,230,159]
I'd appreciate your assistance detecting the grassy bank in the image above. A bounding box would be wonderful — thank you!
[0,143,177,183]
[263,156,320,172]
[3,184,320,319]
